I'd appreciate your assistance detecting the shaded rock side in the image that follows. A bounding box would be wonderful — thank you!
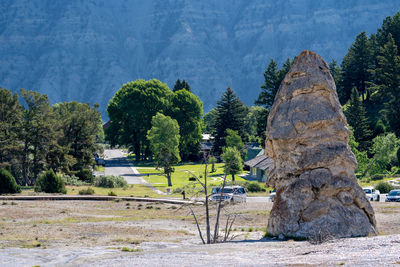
[265,51,376,238]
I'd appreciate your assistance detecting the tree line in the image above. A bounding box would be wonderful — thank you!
[0,88,103,186]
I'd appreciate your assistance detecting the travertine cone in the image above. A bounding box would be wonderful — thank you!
[265,51,377,238]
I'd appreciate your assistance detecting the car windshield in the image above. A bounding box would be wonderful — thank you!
[212,188,234,194]
[388,191,400,196]
[364,189,372,194]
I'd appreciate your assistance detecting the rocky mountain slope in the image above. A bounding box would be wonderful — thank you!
[0,0,399,118]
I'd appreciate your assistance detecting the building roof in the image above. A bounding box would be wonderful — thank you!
[244,154,272,171]
[245,147,264,161]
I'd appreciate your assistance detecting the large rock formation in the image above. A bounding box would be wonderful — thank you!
[265,51,377,239]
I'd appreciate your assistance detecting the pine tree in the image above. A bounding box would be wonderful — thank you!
[213,87,247,154]
[0,88,22,171]
[255,59,281,109]
[173,79,191,92]
[20,89,58,185]
[345,87,372,151]
[340,31,373,103]
[376,34,400,136]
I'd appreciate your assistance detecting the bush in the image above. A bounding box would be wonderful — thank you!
[245,182,266,192]
[79,187,95,195]
[108,191,117,196]
[76,169,94,183]
[375,182,395,194]
[370,174,384,181]
[60,174,87,186]
[34,170,67,194]
[93,175,127,188]
[0,169,21,194]
[172,187,183,194]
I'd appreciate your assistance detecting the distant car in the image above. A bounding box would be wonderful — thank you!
[210,186,247,203]
[363,187,380,201]
[385,190,400,202]
[269,189,276,202]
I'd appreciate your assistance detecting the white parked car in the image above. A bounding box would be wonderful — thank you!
[269,189,276,202]
[363,187,380,201]
[210,186,247,203]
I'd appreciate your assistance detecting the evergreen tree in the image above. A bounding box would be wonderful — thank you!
[213,87,247,154]
[328,60,342,87]
[20,89,58,185]
[376,34,400,136]
[345,87,372,151]
[340,31,373,103]
[0,88,22,173]
[173,78,192,92]
[255,59,281,109]
[54,102,103,173]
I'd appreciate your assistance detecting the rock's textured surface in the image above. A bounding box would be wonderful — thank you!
[265,51,376,238]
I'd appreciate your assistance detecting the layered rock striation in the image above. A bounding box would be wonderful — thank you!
[265,51,376,238]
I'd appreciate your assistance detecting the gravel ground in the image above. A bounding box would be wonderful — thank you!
[0,200,399,266]
[1,234,400,266]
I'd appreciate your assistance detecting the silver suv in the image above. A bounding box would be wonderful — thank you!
[210,186,247,203]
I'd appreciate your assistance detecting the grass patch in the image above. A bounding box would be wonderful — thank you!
[22,241,42,248]
[121,247,142,252]
[93,165,105,172]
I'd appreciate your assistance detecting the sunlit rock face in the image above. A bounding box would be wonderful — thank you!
[265,51,376,239]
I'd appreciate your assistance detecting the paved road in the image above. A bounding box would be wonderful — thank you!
[104,149,165,194]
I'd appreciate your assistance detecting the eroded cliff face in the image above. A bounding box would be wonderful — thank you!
[265,51,376,239]
[0,0,399,116]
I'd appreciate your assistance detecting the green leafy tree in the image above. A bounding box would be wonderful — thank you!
[20,89,58,185]
[171,89,203,161]
[0,88,22,175]
[208,156,217,173]
[203,108,217,134]
[147,113,180,186]
[225,129,246,160]
[345,87,372,151]
[348,126,369,174]
[0,168,21,194]
[213,87,247,154]
[221,147,243,182]
[173,79,192,92]
[245,106,267,144]
[369,133,399,175]
[106,79,173,160]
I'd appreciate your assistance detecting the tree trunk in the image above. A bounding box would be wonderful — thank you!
[231,173,235,182]
[204,159,211,244]
[134,143,140,161]
[167,173,172,187]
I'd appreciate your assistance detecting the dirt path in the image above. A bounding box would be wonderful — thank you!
[104,149,165,194]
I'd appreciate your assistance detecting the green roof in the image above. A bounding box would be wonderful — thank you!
[245,148,264,161]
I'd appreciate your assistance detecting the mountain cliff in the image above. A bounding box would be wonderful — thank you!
[0,0,399,118]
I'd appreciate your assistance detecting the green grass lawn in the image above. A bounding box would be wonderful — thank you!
[135,163,271,196]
